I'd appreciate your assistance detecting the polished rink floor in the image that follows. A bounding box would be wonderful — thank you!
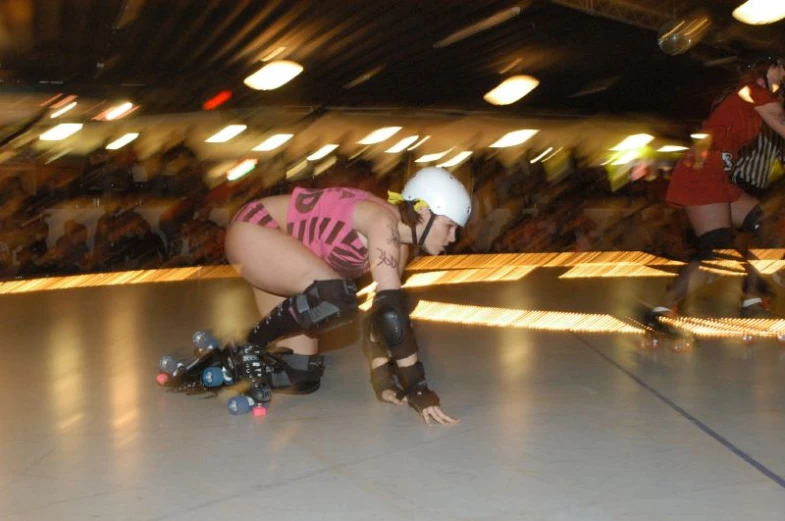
[1,262,784,521]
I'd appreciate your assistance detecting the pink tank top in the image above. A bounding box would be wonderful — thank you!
[287,187,383,279]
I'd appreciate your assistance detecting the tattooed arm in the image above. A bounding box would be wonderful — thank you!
[367,214,405,292]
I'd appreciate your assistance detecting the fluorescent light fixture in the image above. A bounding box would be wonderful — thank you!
[50,102,77,118]
[386,135,420,153]
[691,133,709,140]
[733,0,785,25]
[408,135,431,151]
[286,159,309,178]
[227,159,258,181]
[206,125,247,143]
[244,60,303,90]
[610,134,654,151]
[658,145,688,152]
[253,133,293,151]
[434,6,525,48]
[612,150,640,165]
[314,156,337,176]
[343,65,386,89]
[307,144,339,161]
[39,123,83,141]
[415,150,451,163]
[438,151,472,168]
[530,147,553,163]
[490,129,539,148]
[484,75,540,105]
[106,133,139,150]
[358,126,402,145]
[542,147,563,162]
[105,102,135,121]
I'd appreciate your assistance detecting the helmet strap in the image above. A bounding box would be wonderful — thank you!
[409,222,419,257]
[417,212,437,253]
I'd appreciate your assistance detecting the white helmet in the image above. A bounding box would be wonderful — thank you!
[401,167,472,227]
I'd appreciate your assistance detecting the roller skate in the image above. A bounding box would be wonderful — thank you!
[156,331,226,394]
[738,295,785,345]
[637,306,696,353]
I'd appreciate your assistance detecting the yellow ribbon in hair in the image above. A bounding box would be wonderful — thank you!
[387,191,429,211]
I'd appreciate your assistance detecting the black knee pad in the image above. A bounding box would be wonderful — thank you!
[694,228,735,261]
[368,289,418,361]
[740,205,764,235]
[247,279,358,348]
[292,279,359,334]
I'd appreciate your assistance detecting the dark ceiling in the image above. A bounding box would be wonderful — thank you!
[1,0,784,122]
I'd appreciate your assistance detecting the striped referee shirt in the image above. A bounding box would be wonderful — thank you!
[732,123,785,190]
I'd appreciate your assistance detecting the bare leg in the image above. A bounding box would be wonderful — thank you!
[226,221,342,355]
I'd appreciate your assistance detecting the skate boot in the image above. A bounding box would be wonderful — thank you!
[222,343,274,405]
[639,306,695,352]
[740,295,778,319]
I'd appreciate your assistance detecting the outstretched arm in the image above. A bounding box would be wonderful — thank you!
[364,212,457,425]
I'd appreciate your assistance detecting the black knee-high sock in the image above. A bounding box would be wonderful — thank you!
[247,298,302,348]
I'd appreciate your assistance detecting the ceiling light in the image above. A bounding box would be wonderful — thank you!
[227,159,258,181]
[358,126,402,145]
[612,150,640,165]
[733,0,785,25]
[307,144,339,161]
[484,75,539,105]
[386,135,420,153]
[415,150,451,163]
[658,145,688,152]
[253,133,294,151]
[438,151,472,168]
[39,123,83,141]
[691,133,709,140]
[407,136,431,151]
[344,65,386,89]
[106,133,139,150]
[490,129,539,148]
[530,147,553,163]
[105,102,135,121]
[50,102,77,118]
[610,134,654,151]
[542,147,563,162]
[206,125,247,143]
[244,60,303,90]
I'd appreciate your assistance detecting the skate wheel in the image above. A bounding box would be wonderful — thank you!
[202,367,224,387]
[193,330,219,350]
[158,355,179,375]
[156,373,169,386]
[227,396,253,415]
[640,331,662,350]
[670,336,695,353]
[252,405,268,417]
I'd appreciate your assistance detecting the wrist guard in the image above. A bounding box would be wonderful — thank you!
[395,361,440,412]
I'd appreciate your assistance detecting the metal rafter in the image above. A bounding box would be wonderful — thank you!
[548,0,674,31]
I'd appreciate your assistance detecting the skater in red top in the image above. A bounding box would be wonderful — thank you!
[646,57,785,330]
[224,167,472,425]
